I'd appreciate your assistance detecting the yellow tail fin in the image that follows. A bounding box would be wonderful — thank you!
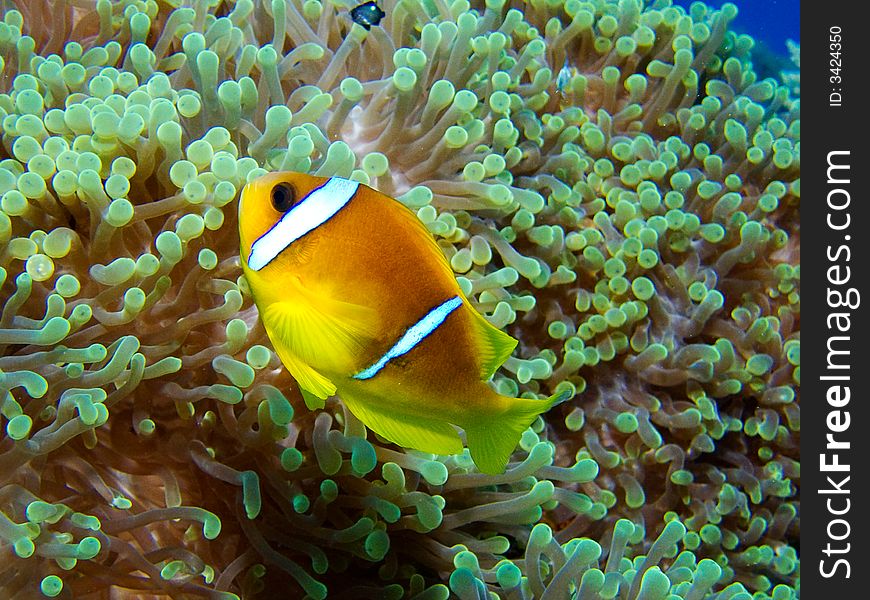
[464,391,570,474]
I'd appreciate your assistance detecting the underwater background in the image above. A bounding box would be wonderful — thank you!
[673,0,799,53]
[0,0,799,598]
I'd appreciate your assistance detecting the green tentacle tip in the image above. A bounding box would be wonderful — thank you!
[137,419,156,435]
[123,287,146,314]
[364,528,390,560]
[40,575,63,597]
[25,500,61,523]
[746,354,774,375]
[615,412,638,433]
[70,512,101,530]
[660,519,687,544]
[225,318,249,346]
[156,231,183,263]
[293,494,310,513]
[419,460,448,485]
[622,476,646,508]
[636,567,671,600]
[207,384,242,405]
[170,160,198,188]
[393,66,417,92]
[415,495,443,530]
[178,94,202,118]
[141,356,181,380]
[246,345,272,369]
[90,257,135,286]
[202,512,221,540]
[111,495,132,509]
[104,198,134,227]
[176,214,205,241]
[76,537,101,559]
[280,447,304,471]
[7,414,33,440]
[161,560,186,580]
[212,355,255,388]
[565,407,585,431]
[694,558,722,584]
[337,76,363,102]
[320,479,338,503]
[495,561,522,589]
[351,440,377,475]
[19,315,69,346]
[670,469,693,485]
[13,536,35,558]
[361,152,389,177]
[241,470,261,519]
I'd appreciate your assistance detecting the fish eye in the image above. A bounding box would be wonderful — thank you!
[271,183,296,212]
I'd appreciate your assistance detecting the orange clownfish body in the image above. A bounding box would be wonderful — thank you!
[238,172,566,474]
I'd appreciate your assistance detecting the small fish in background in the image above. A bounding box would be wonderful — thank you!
[350,1,386,30]
[555,57,573,93]
[238,172,569,474]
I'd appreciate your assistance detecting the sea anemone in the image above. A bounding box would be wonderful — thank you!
[0,1,799,598]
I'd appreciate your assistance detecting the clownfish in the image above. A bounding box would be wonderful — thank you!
[238,173,568,474]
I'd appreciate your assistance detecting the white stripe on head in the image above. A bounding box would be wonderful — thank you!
[247,177,360,271]
[354,296,463,380]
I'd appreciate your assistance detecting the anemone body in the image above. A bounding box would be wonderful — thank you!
[0,1,799,598]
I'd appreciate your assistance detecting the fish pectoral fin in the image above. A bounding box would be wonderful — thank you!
[272,341,336,409]
[339,388,463,456]
[466,307,518,380]
[263,282,379,371]
[464,392,565,474]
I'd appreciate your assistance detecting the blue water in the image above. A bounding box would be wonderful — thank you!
[672,0,800,54]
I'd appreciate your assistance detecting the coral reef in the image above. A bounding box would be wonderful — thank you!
[0,0,799,598]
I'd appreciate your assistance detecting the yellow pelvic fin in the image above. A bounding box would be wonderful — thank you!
[466,306,518,380]
[338,386,463,456]
[263,279,379,374]
[465,391,569,474]
[270,340,335,408]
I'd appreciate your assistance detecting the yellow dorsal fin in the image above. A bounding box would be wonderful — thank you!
[465,306,519,379]
[338,386,463,456]
[385,196,457,283]
[262,278,379,375]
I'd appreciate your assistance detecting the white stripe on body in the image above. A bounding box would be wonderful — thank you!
[354,296,463,380]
